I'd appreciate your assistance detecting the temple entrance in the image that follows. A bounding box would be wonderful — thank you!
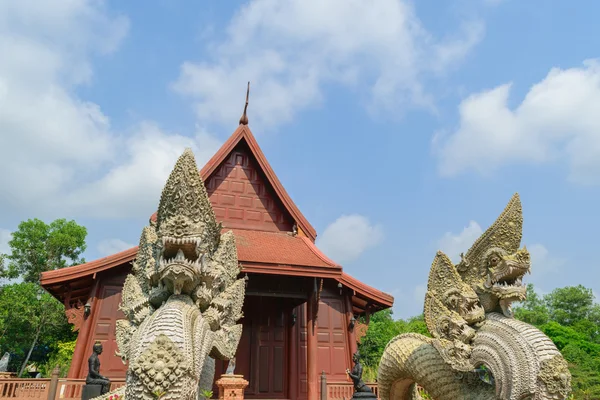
[216,296,291,399]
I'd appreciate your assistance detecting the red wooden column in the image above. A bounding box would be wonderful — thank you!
[68,279,99,378]
[344,295,358,358]
[306,288,318,400]
[289,308,298,400]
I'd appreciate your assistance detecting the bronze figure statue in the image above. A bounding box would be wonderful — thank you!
[86,342,111,394]
[346,351,375,399]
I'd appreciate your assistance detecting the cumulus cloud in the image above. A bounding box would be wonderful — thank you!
[434,59,600,184]
[66,123,222,218]
[0,1,223,220]
[173,0,484,130]
[97,238,135,257]
[527,243,565,277]
[316,214,384,265]
[437,220,483,263]
[437,221,565,280]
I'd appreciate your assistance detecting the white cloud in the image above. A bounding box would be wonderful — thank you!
[66,123,222,218]
[437,220,483,263]
[434,59,600,184]
[0,229,12,254]
[0,1,223,220]
[97,238,135,257]
[436,221,564,275]
[173,0,484,130]
[316,214,384,265]
[527,243,565,277]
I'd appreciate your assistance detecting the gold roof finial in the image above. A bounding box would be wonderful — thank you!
[239,82,250,125]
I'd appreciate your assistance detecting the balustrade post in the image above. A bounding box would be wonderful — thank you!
[320,371,327,400]
[47,366,60,400]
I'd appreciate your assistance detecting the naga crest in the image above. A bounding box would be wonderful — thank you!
[426,251,485,325]
[153,149,222,296]
[456,193,530,317]
[424,252,483,372]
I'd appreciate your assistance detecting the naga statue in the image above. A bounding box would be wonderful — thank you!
[96,149,245,400]
[378,194,572,400]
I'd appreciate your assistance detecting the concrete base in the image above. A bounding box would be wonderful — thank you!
[81,384,103,400]
[215,374,249,400]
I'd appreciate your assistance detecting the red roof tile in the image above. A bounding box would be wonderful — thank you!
[231,229,338,268]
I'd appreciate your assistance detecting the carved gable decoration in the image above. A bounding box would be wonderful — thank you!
[205,141,294,232]
[65,300,85,332]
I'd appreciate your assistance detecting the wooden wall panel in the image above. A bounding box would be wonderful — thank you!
[205,142,294,232]
[83,285,128,379]
[294,289,353,400]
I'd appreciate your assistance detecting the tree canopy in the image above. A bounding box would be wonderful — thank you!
[0,218,86,376]
[0,282,76,374]
[2,218,87,283]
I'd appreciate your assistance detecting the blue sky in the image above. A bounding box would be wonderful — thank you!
[1,0,600,318]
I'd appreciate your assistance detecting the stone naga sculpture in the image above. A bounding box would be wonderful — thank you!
[97,149,245,400]
[378,194,572,400]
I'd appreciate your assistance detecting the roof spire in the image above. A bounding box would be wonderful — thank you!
[239,81,250,125]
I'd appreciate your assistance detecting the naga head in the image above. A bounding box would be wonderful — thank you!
[457,193,529,317]
[153,148,221,295]
[425,292,476,372]
[427,251,485,325]
[425,292,476,344]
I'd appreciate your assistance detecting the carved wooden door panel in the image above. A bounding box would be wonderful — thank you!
[254,298,288,398]
[225,297,288,399]
[86,285,128,378]
[316,299,350,381]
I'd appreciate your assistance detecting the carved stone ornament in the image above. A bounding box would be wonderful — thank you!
[376,194,572,400]
[130,335,187,394]
[537,355,572,399]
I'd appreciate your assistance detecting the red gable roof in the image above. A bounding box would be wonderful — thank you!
[150,125,316,241]
[41,123,393,311]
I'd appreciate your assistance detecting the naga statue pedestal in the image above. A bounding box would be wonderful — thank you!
[215,375,249,400]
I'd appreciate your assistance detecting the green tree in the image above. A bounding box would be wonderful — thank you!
[39,339,76,378]
[514,284,550,326]
[358,310,430,380]
[5,218,87,283]
[545,285,597,326]
[0,282,76,376]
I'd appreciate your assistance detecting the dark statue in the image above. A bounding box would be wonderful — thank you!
[86,342,111,394]
[346,351,376,399]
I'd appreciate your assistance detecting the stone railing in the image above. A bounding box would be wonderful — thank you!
[0,368,125,400]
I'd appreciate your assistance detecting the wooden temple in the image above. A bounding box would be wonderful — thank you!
[40,94,393,400]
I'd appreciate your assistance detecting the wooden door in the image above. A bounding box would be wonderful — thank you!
[213,297,289,399]
[316,299,349,381]
[255,298,287,398]
[84,285,128,378]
